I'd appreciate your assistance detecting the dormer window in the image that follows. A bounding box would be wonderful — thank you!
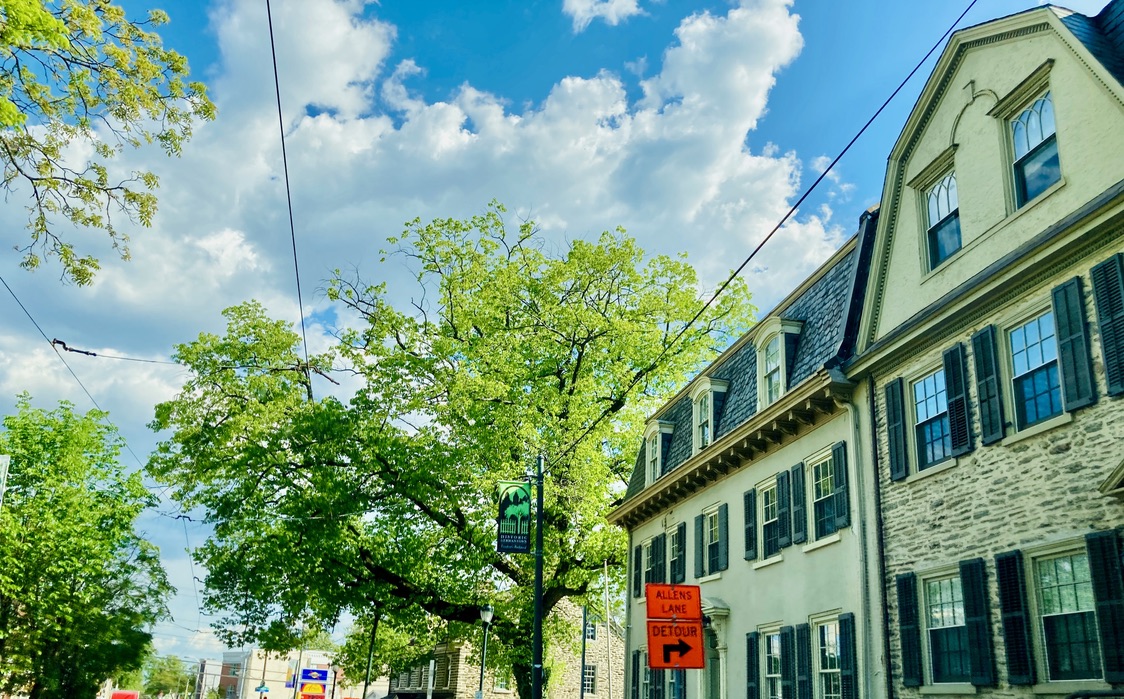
[926,172,960,269]
[1012,91,1059,207]
[644,420,674,485]
[756,318,803,409]
[689,378,728,454]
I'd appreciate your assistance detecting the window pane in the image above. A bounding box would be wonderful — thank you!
[1044,612,1101,680]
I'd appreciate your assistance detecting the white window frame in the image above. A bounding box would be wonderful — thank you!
[703,507,721,576]
[910,364,952,470]
[583,664,598,694]
[643,537,657,584]
[922,572,970,685]
[808,449,836,541]
[925,171,961,270]
[1027,547,1102,683]
[494,671,513,692]
[762,627,783,699]
[641,650,651,699]
[1011,91,1059,207]
[755,318,803,410]
[812,616,842,699]
[1003,307,1062,432]
[987,61,1059,212]
[759,477,781,560]
[689,378,728,454]
[586,620,598,641]
[644,420,674,485]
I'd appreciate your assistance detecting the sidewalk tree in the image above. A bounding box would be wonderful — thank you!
[144,655,194,698]
[1,0,215,284]
[0,395,170,699]
[148,203,754,693]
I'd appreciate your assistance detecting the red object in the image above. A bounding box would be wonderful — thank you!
[112,691,141,699]
[646,620,706,669]
[644,584,703,621]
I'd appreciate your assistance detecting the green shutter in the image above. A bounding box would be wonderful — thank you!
[839,613,858,699]
[743,489,757,561]
[1091,254,1124,395]
[780,626,795,699]
[746,632,760,699]
[885,379,908,481]
[652,533,667,584]
[897,573,922,687]
[632,544,642,597]
[1052,277,1096,411]
[672,522,686,584]
[943,344,973,456]
[694,514,704,578]
[651,669,665,699]
[971,326,1006,445]
[832,441,850,529]
[1085,530,1124,683]
[631,651,640,699]
[795,624,812,699]
[791,464,807,545]
[777,470,791,549]
[994,550,1035,685]
[717,503,729,571]
[959,558,995,686]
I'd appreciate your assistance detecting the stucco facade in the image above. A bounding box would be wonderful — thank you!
[848,2,1124,698]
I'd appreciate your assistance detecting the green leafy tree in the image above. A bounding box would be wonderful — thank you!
[0,395,171,699]
[1,0,215,284]
[143,655,194,698]
[148,203,754,694]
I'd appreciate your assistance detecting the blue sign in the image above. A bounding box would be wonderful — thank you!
[299,669,328,683]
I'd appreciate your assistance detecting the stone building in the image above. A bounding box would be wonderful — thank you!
[608,212,886,699]
[845,0,1124,697]
[386,609,624,699]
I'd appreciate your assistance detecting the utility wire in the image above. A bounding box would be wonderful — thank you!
[264,0,313,401]
[547,0,979,473]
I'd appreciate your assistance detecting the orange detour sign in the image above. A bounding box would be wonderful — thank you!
[645,584,703,621]
[645,584,705,669]
[646,620,705,669]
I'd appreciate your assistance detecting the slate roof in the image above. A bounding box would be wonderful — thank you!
[1054,0,1124,87]
[619,209,878,504]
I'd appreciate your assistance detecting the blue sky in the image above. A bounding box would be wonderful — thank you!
[1,0,1112,663]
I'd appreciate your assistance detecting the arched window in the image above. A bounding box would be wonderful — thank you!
[1012,92,1059,206]
[926,172,960,269]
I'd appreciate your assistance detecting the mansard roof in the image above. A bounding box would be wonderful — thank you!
[615,208,878,512]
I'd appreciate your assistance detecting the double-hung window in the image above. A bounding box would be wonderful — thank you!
[705,510,721,573]
[925,577,970,683]
[1009,311,1061,429]
[811,457,836,539]
[817,621,842,699]
[583,664,597,694]
[1012,92,1060,207]
[765,631,783,699]
[647,433,660,484]
[762,484,781,558]
[913,368,951,468]
[696,392,711,450]
[1035,552,1100,680]
[764,337,782,405]
[926,172,961,269]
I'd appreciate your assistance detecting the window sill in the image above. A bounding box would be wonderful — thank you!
[1031,680,1111,695]
[697,571,722,583]
[752,555,783,570]
[1001,411,1072,446]
[905,458,959,484]
[919,684,976,695]
[801,532,841,553]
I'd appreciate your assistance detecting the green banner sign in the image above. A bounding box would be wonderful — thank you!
[497,480,532,553]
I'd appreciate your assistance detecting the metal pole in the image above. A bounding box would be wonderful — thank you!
[579,607,588,699]
[532,454,545,699]
[361,614,379,699]
[477,621,491,697]
[604,560,612,699]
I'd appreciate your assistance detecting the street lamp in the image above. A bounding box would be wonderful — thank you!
[476,605,494,699]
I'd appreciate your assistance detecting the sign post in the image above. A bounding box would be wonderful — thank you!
[644,584,706,670]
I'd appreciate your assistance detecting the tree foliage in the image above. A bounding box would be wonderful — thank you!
[143,655,194,698]
[0,395,171,699]
[148,204,754,692]
[1,0,215,284]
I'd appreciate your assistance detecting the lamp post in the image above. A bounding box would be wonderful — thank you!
[476,604,494,699]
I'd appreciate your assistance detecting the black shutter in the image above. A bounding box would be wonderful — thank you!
[652,533,667,584]
[832,441,850,529]
[777,470,792,549]
[959,558,996,686]
[746,632,760,699]
[780,626,795,699]
[744,489,757,561]
[661,432,674,474]
[971,326,1006,445]
[942,344,973,456]
[717,503,729,571]
[1085,530,1124,683]
[694,515,705,578]
[631,651,640,699]
[897,573,923,687]
[633,545,642,597]
[672,522,686,584]
[795,624,812,699]
[785,331,801,384]
[994,550,1035,685]
[791,464,807,545]
[651,669,665,699]
[886,379,909,481]
[839,613,858,699]
[1092,254,1124,395]
[1052,277,1096,411]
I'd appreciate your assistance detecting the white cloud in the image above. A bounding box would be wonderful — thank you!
[563,0,645,32]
